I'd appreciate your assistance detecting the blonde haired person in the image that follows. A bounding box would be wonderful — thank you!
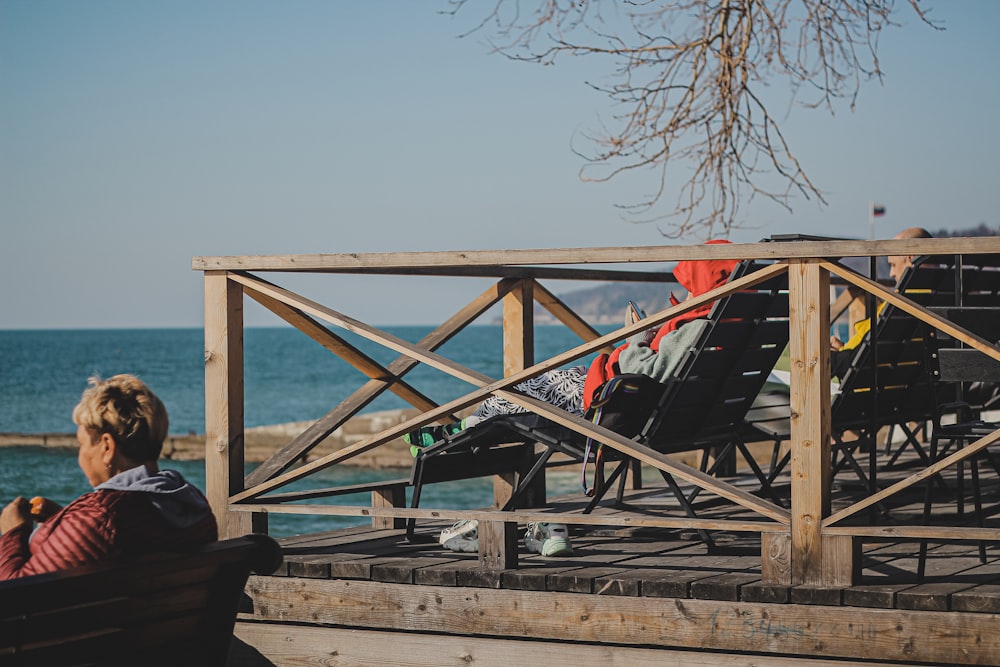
[0,374,217,580]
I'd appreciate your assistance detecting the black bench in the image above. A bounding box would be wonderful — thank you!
[0,533,282,667]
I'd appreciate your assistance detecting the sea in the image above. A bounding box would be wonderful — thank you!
[0,326,598,537]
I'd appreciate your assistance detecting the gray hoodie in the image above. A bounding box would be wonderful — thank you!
[97,466,212,529]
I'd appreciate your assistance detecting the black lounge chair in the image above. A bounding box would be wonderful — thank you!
[407,259,790,544]
[748,253,1000,500]
[916,298,1000,575]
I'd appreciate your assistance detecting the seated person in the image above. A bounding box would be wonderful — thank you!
[830,227,933,379]
[0,374,217,580]
[405,240,739,450]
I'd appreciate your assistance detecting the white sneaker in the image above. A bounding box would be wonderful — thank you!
[524,522,573,557]
[439,519,478,553]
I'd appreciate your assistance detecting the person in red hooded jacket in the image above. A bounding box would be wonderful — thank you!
[405,241,738,450]
[0,374,217,580]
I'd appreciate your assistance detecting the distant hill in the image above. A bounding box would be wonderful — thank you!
[933,223,999,237]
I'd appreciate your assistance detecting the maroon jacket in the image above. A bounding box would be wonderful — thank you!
[0,469,217,580]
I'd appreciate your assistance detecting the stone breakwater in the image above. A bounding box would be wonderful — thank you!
[0,408,422,469]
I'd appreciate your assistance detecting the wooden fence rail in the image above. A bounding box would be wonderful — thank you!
[195,238,1000,586]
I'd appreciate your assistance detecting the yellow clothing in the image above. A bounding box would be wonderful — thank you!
[840,302,887,351]
[839,285,930,352]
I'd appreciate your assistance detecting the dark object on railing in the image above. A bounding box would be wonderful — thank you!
[0,533,283,667]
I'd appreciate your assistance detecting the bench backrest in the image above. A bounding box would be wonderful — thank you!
[0,534,282,667]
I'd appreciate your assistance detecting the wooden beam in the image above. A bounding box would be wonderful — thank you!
[820,535,859,588]
[824,425,1000,527]
[822,524,1000,540]
[787,260,835,586]
[822,260,1000,361]
[531,281,614,354]
[502,280,534,378]
[227,264,678,281]
[486,392,791,524]
[480,281,536,566]
[229,503,786,533]
[244,287,439,409]
[193,238,999,273]
[234,624,913,667]
[230,264,789,501]
[203,271,251,538]
[243,277,516,487]
[241,577,1000,665]
[235,261,787,400]
[371,486,406,530]
[229,272,495,387]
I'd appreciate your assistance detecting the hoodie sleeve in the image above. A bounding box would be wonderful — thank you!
[617,320,708,383]
[0,522,33,580]
[0,493,117,580]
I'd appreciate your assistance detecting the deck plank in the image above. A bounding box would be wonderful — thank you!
[241,576,1000,665]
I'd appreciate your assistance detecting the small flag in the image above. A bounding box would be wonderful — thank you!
[872,203,886,217]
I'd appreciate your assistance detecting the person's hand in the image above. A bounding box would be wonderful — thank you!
[625,302,643,326]
[29,496,62,522]
[830,335,844,351]
[1,497,32,534]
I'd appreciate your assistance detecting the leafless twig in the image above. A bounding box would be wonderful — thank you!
[446,0,938,239]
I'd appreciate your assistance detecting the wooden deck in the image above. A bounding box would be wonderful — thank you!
[197,239,1000,666]
[231,457,1000,666]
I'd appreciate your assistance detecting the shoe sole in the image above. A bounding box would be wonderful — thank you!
[441,536,479,553]
[540,537,573,557]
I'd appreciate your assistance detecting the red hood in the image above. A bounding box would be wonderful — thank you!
[653,239,737,352]
[583,239,740,409]
[671,239,738,301]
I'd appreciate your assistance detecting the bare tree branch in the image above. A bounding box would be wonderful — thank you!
[446,0,939,239]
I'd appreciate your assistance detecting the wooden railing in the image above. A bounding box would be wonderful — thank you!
[194,238,1000,586]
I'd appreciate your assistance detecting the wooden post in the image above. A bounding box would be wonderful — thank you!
[372,486,406,529]
[786,260,849,585]
[204,271,252,539]
[503,279,534,378]
[821,534,861,587]
[478,520,518,570]
[475,280,539,570]
[498,279,544,510]
[761,532,791,585]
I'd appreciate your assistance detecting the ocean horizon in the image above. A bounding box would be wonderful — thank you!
[0,325,607,436]
[0,325,600,537]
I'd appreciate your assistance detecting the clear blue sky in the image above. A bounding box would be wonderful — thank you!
[2,1,998,329]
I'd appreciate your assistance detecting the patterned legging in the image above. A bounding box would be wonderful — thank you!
[472,366,587,420]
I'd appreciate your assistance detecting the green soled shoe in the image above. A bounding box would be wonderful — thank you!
[524,522,574,557]
[404,420,467,457]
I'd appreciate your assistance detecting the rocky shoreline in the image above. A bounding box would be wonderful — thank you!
[0,408,422,469]
[3,406,754,472]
